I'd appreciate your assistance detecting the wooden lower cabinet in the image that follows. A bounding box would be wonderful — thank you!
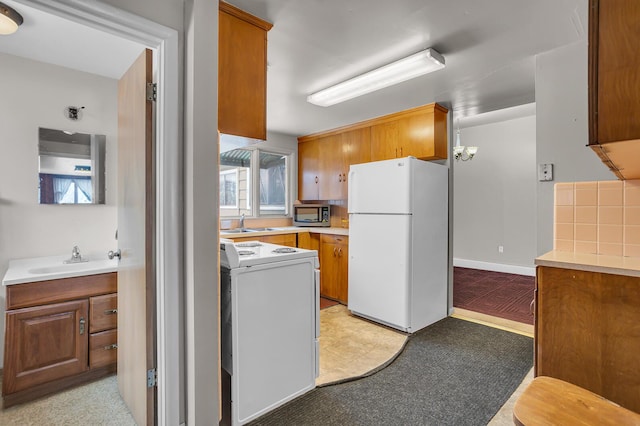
[320,234,348,304]
[3,273,117,407]
[3,300,89,395]
[535,266,640,412]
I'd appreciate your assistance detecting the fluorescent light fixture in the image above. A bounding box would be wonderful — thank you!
[0,2,23,35]
[307,48,445,107]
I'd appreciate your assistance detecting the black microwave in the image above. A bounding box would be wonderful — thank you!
[293,204,331,227]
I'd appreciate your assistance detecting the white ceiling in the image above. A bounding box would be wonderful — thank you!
[0,0,587,137]
[0,0,145,80]
[229,0,587,136]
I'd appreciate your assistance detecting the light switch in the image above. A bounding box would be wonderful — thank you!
[538,163,553,181]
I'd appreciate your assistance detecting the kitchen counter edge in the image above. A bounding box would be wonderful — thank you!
[535,250,640,277]
[220,226,349,238]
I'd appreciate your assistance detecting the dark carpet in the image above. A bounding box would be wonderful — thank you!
[249,317,533,426]
[453,267,535,325]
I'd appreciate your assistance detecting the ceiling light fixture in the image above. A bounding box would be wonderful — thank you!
[0,2,23,35]
[453,126,478,161]
[307,48,445,107]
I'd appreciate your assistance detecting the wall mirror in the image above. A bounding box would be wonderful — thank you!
[38,127,106,204]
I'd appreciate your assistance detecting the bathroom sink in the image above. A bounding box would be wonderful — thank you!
[3,255,118,285]
[28,262,96,275]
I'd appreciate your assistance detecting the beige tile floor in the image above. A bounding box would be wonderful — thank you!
[317,304,408,386]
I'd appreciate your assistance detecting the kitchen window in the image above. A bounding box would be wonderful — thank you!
[219,147,291,218]
[219,169,239,209]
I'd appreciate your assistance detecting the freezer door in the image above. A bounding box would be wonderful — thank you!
[348,213,411,330]
[348,158,412,214]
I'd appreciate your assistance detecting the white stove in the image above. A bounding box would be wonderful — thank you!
[219,238,320,425]
[220,239,317,268]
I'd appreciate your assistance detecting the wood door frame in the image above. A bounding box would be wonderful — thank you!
[14,1,182,424]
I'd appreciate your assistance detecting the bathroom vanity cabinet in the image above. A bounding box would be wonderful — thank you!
[2,273,117,408]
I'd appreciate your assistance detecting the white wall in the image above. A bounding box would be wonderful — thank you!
[453,107,537,272]
[535,40,615,255]
[0,52,118,368]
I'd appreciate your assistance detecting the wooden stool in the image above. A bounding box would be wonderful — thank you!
[513,376,640,425]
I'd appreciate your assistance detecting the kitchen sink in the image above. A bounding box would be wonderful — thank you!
[220,227,277,234]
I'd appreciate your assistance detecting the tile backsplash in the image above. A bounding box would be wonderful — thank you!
[554,180,640,257]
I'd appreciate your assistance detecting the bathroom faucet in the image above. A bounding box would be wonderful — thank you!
[239,213,245,231]
[71,245,81,261]
[64,245,85,264]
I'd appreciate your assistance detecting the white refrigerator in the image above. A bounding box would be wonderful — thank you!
[348,157,448,333]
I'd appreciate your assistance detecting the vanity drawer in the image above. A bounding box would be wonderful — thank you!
[89,329,118,369]
[6,273,117,310]
[89,293,117,333]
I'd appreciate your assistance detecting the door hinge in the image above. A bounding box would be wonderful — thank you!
[147,368,158,388]
[146,83,157,102]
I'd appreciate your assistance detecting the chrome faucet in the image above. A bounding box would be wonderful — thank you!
[239,213,245,231]
[64,245,86,264]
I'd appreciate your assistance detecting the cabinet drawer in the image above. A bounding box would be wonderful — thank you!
[321,234,348,244]
[6,273,117,310]
[89,329,118,369]
[89,293,117,333]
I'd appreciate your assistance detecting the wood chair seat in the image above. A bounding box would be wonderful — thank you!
[513,376,640,425]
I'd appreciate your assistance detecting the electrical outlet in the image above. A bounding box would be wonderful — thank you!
[498,245,504,253]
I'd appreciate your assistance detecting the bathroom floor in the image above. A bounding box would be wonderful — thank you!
[0,375,134,425]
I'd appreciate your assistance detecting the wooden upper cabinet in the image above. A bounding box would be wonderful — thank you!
[319,134,344,200]
[371,103,448,162]
[297,103,444,201]
[341,127,371,196]
[342,127,371,167]
[218,2,272,141]
[298,139,320,200]
[588,0,640,179]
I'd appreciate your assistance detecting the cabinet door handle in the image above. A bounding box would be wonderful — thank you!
[104,309,118,315]
[104,343,118,351]
[333,247,337,257]
[338,248,343,257]
[395,148,397,157]
[315,176,319,184]
[79,317,86,335]
[338,174,342,182]
[530,299,535,315]
[400,147,403,156]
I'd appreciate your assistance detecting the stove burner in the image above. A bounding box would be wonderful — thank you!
[236,242,263,248]
[272,247,297,254]
[238,250,256,256]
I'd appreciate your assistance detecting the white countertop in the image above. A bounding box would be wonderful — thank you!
[535,250,640,278]
[220,226,349,238]
[3,253,118,286]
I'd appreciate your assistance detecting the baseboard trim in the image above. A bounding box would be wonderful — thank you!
[453,258,535,277]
